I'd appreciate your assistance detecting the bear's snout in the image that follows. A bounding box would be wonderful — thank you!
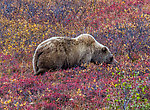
[110,56,113,62]
[108,55,118,64]
[105,54,114,64]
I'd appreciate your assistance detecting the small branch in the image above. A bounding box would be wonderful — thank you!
[123,84,127,110]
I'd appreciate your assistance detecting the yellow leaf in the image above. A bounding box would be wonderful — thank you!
[23,102,26,106]
[14,102,18,106]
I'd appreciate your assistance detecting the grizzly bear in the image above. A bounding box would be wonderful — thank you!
[33,34,117,75]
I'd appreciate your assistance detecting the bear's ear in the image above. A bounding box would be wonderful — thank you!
[102,47,107,53]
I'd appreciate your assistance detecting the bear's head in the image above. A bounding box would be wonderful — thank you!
[91,42,115,64]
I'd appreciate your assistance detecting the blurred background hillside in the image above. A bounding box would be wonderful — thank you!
[0,0,149,59]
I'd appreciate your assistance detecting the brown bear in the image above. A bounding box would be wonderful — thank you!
[32,34,117,75]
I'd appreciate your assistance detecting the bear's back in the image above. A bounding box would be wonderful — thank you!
[36,37,78,54]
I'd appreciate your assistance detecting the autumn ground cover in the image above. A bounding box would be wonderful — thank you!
[0,0,149,109]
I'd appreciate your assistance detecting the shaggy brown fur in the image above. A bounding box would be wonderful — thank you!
[33,34,115,75]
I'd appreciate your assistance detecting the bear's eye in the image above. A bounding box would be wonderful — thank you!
[102,47,107,53]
